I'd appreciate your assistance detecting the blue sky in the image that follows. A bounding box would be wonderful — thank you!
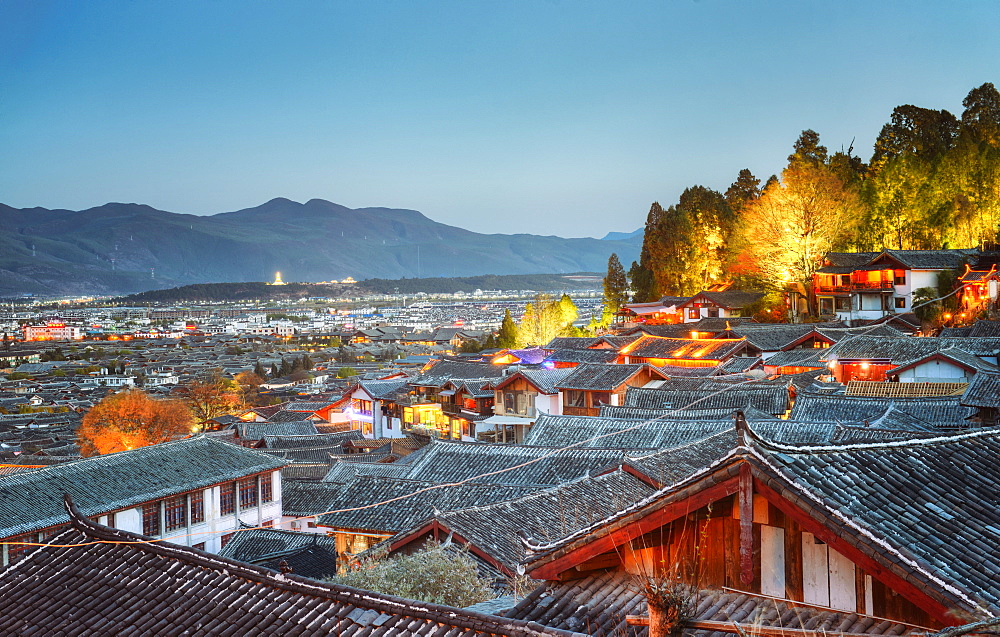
[2,1,999,238]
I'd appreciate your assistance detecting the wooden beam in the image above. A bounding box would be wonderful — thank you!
[739,464,754,585]
[753,478,957,626]
[626,617,916,637]
[529,477,738,580]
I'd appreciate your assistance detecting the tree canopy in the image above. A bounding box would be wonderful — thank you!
[633,82,1000,306]
[78,389,194,456]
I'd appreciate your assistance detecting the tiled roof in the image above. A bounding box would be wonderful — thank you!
[881,248,978,269]
[543,348,619,364]
[218,526,340,563]
[358,378,411,400]
[412,360,506,387]
[322,460,415,483]
[316,475,542,533]
[683,290,764,308]
[760,429,1000,615]
[555,363,654,391]
[961,372,1000,408]
[789,391,976,428]
[381,470,657,574]
[505,570,915,636]
[0,500,584,636]
[238,421,319,439]
[624,336,747,361]
[0,436,285,538]
[543,337,602,350]
[730,324,822,351]
[386,439,633,487]
[623,383,790,415]
[495,368,573,395]
[825,335,1000,362]
[260,431,364,449]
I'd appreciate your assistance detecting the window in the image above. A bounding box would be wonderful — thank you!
[220,533,234,548]
[707,308,719,318]
[835,297,851,311]
[192,542,206,551]
[260,473,273,503]
[106,512,116,528]
[220,482,236,515]
[307,521,317,529]
[688,309,700,319]
[142,502,161,537]
[590,392,611,407]
[164,495,187,532]
[894,297,906,309]
[894,271,906,285]
[504,392,515,413]
[261,519,274,528]
[7,532,38,564]
[239,477,258,509]
[565,390,586,407]
[190,490,205,524]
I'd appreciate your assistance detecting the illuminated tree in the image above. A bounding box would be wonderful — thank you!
[183,371,243,424]
[737,160,861,294]
[516,295,579,346]
[78,389,194,456]
[234,370,265,406]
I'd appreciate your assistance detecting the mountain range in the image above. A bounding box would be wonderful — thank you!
[0,198,642,297]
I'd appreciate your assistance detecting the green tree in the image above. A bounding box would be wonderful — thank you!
[497,308,518,349]
[253,361,267,379]
[724,168,761,214]
[331,541,492,608]
[602,253,629,314]
[336,366,358,378]
[961,82,1000,146]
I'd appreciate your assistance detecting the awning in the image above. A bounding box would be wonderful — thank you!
[480,415,534,427]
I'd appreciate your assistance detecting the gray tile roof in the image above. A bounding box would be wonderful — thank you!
[280,480,344,516]
[505,570,914,636]
[316,475,542,533]
[961,372,1000,408]
[497,368,573,395]
[543,348,620,364]
[0,503,584,636]
[760,429,1000,615]
[260,430,364,449]
[555,363,652,391]
[789,391,976,429]
[624,336,748,361]
[238,421,319,439]
[824,335,1000,362]
[384,439,634,487]
[218,526,340,563]
[382,470,657,574]
[0,436,285,538]
[623,383,790,415]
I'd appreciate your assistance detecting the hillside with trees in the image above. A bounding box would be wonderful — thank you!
[630,82,1000,304]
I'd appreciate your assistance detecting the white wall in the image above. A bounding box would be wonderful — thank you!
[896,360,971,382]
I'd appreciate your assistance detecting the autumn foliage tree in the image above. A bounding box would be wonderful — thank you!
[78,389,194,456]
[184,371,243,424]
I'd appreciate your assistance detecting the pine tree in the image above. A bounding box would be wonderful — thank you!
[254,361,267,378]
[279,358,292,377]
[270,363,280,378]
[497,309,518,349]
[301,353,313,370]
[602,253,629,314]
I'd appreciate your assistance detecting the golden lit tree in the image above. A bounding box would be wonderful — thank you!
[738,161,861,292]
[78,389,195,456]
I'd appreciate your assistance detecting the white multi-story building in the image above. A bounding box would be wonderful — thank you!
[23,322,83,341]
[0,436,285,564]
[814,249,978,324]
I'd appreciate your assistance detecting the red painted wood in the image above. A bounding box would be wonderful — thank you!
[529,477,739,580]
[753,479,956,626]
[739,464,754,585]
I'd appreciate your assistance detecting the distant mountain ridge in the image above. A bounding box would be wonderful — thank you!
[0,198,640,296]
